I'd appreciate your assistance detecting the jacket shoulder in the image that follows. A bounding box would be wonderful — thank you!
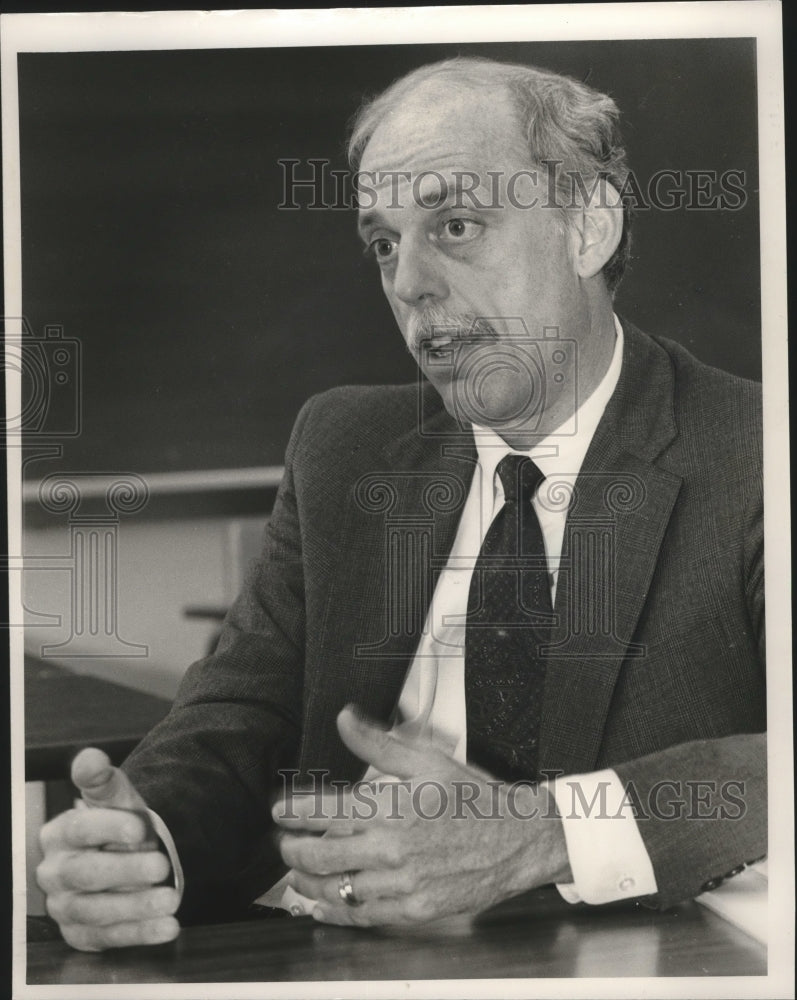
[285,382,432,476]
[620,321,762,467]
[652,331,761,460]
[310,382,422,417]
[653,332,761,408]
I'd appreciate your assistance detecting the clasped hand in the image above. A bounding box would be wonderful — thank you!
[36,748,179,951]
[273,706,569,926]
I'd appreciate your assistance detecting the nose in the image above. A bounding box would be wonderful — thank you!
[391,234,449,305]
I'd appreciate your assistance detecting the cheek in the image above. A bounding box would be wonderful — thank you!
[514,238,581,319]
[540,226,582,287]
[518,211,574,267]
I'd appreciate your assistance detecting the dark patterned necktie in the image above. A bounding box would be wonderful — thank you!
[464,454,553,782]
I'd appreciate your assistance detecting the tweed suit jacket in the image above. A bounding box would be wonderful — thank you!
[124,320,767,925]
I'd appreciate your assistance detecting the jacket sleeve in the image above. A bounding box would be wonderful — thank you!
[612,474,767,909]
[612,732,767,908]
[122,395,319,924]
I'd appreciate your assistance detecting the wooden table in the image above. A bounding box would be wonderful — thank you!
[24,656,171,781]
[26,887,766,984]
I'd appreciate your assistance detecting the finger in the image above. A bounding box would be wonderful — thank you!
[290,866,416,905]
[337,706,449,781]
[272,795,357,834]
[72,748,147,811]
[280,830,402,876]
[40,808,151,853]
[39,849,171,894]
[102,809,159,853]
[60,916,180,952]
[288,869,341,904]
[273,779,396,832]
[312,893,437,927]
[47,886,179,927]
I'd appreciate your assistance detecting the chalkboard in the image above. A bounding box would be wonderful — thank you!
[18,39,760,476]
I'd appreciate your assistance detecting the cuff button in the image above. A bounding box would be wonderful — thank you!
[618,876,636,892]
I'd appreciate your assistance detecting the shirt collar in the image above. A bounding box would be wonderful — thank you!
[473,315,624,485]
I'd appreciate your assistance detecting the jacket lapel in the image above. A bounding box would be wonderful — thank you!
[538,321,683,776]
[301,385,477,779]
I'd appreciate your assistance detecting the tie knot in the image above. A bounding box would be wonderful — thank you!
[496,454,544,503]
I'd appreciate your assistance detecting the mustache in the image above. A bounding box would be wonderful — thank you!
[407,307,497,355]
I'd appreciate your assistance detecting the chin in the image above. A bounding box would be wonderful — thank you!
[469,384,543,428]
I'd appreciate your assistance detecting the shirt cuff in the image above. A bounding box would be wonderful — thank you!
[147,808,184,900]
[147,811,316,917]
[545,768,658,905]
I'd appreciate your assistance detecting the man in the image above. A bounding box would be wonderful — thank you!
[37,57,766,951]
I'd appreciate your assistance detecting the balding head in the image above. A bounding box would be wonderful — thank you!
[349,57,632,292]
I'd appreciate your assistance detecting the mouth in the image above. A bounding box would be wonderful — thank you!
[421,334,456,359]
[418,331,498,359]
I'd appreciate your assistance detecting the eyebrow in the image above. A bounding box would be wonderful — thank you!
[357,175,494,240]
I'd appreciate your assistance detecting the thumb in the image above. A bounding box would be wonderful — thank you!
[71,747,148,811]
[336,705,445,780]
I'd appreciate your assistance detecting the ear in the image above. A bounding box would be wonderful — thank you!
[571,179,624,281]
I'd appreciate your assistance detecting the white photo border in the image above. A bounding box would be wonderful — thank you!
[3,4,791,999]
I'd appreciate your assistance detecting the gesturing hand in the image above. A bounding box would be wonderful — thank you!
[273,706,570,926]
[36,748,179,951]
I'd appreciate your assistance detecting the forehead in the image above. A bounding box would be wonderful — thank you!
[358,78,530,182]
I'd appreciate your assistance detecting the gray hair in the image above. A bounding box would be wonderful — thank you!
[348,57,632,293]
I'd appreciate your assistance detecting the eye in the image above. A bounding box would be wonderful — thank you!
[366,237,398,263]
[439,218,482,242]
